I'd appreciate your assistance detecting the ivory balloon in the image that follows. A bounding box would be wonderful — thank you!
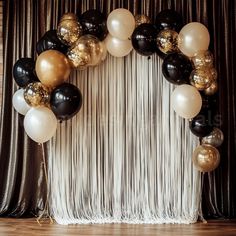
[36,50,71,88]
[192,144,220,172]
[178,22,210,57]
[107,8,135,40]
[202,128,224,147]
[12,89,31,115]
[100,41,107,61]
[24,107,58,143]
[171,84,202,119]
[105,34,133,57]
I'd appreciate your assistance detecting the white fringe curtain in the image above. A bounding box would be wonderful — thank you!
[48,52,201,225]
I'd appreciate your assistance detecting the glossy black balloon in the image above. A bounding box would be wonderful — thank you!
[189,111,214,137]
[80,9,108,41]
[162,53,193,85]
[131,23,157,56]
[13,58,39,87]
[50,83,82,121]
[36,30,68,55]
[155,9,183,33]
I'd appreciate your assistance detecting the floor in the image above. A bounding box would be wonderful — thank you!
[0,218,236,236]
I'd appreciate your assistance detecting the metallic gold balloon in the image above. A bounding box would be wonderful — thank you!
[67,35,104,68]
[192,50,214,69]
[202,128,224,147]
[209,67,218,80]
[190,68,214,90]
[204,80,218,95]
[57,18,83,46]
[156,29,179,54]
[36,50,71,88]
[24,82,50,107]
[134,14,151,27]
[60,13,78,21]
[192,144,220,172]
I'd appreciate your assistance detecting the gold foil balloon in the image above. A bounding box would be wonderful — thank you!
[24,82,50,107]
[57,15,83,46]
[60,12,78,21]
[202,128,224,147]
[156,29,179,54]
[192,50,214,68]
[134,14,151,27]
[192,144,220,172]
[190,69,214,90]
[178,22,210,57]
[36,50,71,88]
[204,80,218,95]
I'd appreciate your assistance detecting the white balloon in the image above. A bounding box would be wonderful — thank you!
[24,107,58,143]
[171,84,202,119]
[105,34,133,57]
[100,41,107,61]
[107,8,135,40]
[12,89,31,115]
[178,22,210,57]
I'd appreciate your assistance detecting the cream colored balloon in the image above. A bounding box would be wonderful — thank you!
[178,22,210,57]
[12,89,31,115]
[105,34,133,57]
[24,107,58,143]
[171,84,202,119]
[107,8,135,40]
[100,40,107,61]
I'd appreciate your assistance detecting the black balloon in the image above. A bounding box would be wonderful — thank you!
[50,83,83,121]
[189,111,214,137]
[131,23,157,56]
[155,9,183,33]
[162,53,193,85]
[36,30,68,55]
[13,58,39,87]
[80,9,108,41]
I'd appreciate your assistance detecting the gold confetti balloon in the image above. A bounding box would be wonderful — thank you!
[67,35,104,68]
[57,15,83,46]
[192,50,214,69]
[24,82,50,107]
[204,80,218,95]
[202,128,224,147]
[134,14,151,27]
[156,29,179,54]
[192,144,220,172]
[60,12,78,21]
[190,68,215,90]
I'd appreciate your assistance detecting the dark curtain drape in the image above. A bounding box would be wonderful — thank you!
[0,0,235,218]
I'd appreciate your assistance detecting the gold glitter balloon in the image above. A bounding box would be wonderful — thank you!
[192,144,220,172]
[190,68,214,90]
[67,35,104,68]
[60,13,78,21]
[192,50,214,69]
[57,18,83,46]
[24,82,50,107]
[202,128,224,147]
[204,80,218,95]
[134,14,151,27]
[156,29,179,54]
[209,67,218,80]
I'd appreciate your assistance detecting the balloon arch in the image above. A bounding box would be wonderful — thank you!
[12,8,223,172]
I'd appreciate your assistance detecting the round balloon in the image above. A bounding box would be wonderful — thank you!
[105,34,133,57]
[60,12,78,21]
[189,110,213,137]
[192,144,220,172]
[204,80,218,96]
[131,23,157,56]
[191,50,214,69]
[80,9,108,41]
[13,58,39,87]
[24,82,50,107]
[162,52,193,84]
[36,50,71,88]
[134,14,151,27]
[171,84,202,119]
[202,128,224,147]
[178,22,210,57]
[36,30,68,55]
[24,107,58,143]
[107,8,135,40]
[12,89,31,115]
[50,83,83,120]
[155,9,183,33]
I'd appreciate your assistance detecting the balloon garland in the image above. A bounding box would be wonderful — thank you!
[12,8,223,173]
